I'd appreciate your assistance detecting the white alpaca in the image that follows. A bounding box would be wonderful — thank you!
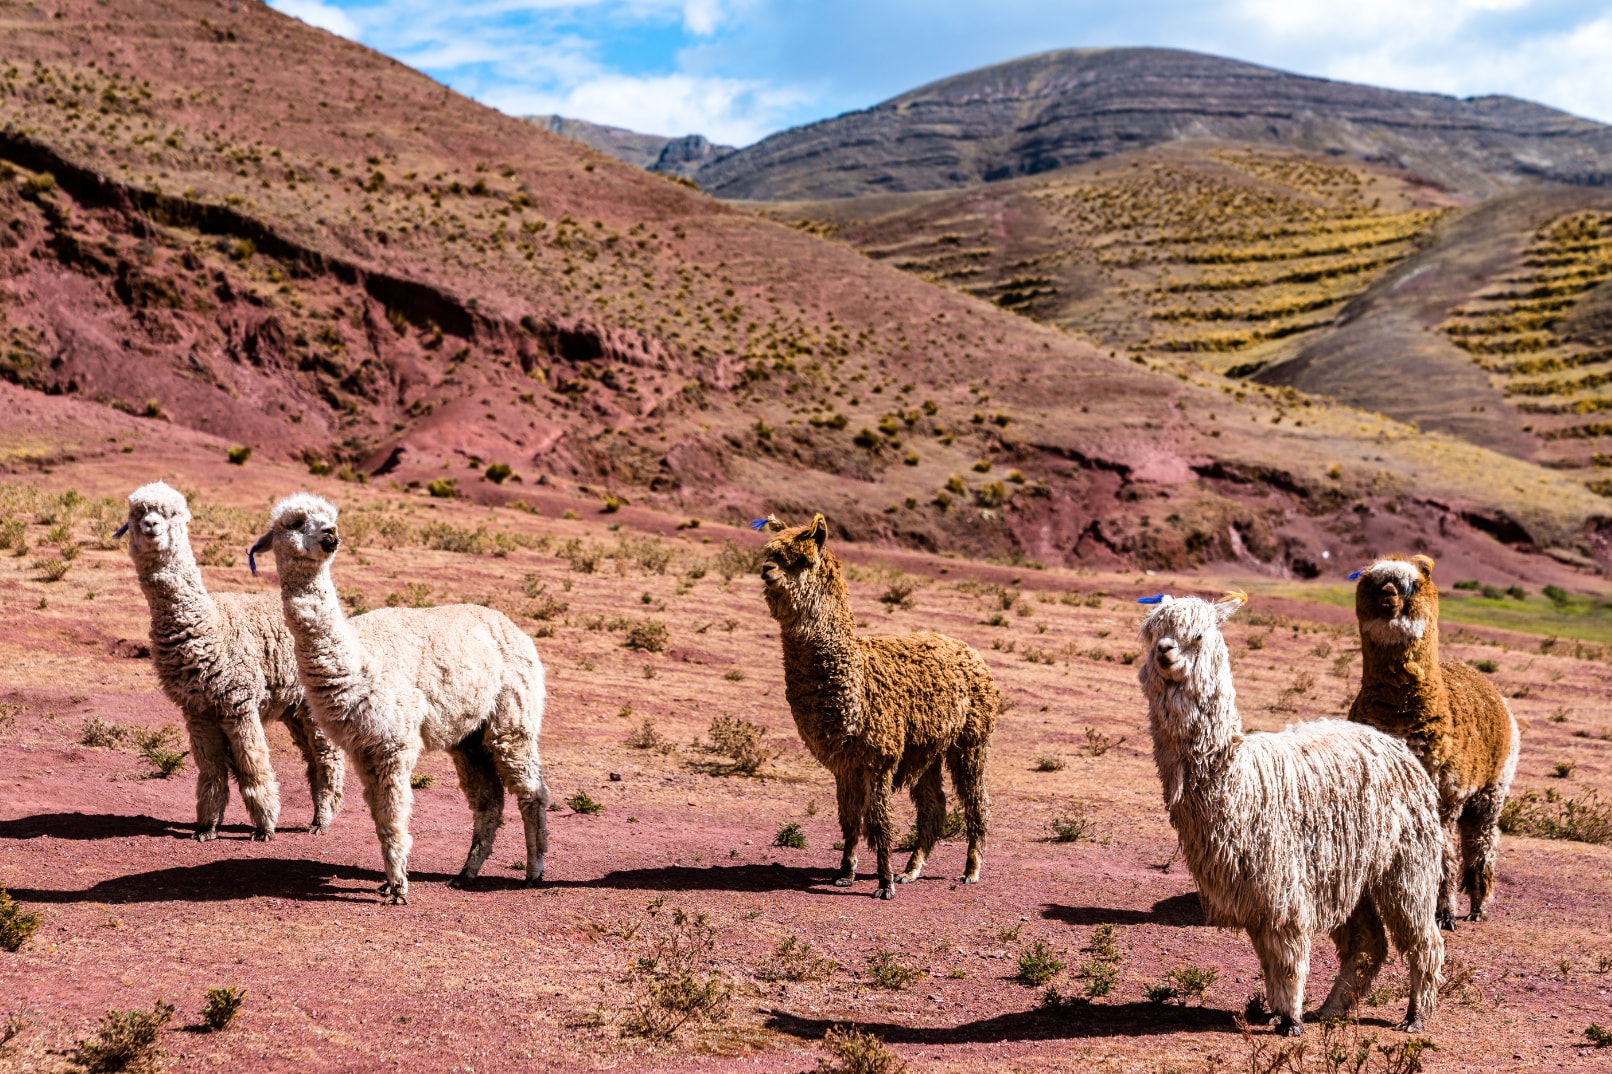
[1136,592,1445,1035]
[120,482,344,840]
[251,493,550,903]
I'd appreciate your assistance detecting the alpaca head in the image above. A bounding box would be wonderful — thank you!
[121,481,193,566]
[1136,592,1246,695]
[1351,555,1437,646]
[251,493,342,581]
[756,513,845,625]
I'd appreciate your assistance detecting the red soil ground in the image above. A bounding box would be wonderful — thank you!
[1,409,1610,1074]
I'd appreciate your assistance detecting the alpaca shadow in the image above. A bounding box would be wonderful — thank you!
[765,999,1230,1044]
[1043,891,1205,928]
[0,812,198,841]
[554,862,828,894]
[2,857,529,905]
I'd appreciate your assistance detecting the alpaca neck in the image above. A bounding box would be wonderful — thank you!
[1355,618,1443,728]
[1147,666,1241,813]
[135,541,219,654]
[277,560,370,715]
[773,574,866,735]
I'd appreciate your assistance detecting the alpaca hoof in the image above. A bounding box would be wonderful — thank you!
[193,829,218,842]
[1464,910,1485,923]
[957,874,980,885]
[1273,1017,1302,1037]
[896,873,917,884]
[307,823,330,836]
[832,877,855,887]
[383,891,408,906]
[524,875,544,888]
[377,881,396,895]
[251,828,274,842]
[448,875,471,890]
[1399,1017,1424,1033]
[874,887,894,900]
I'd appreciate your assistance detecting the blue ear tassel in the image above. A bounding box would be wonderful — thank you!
[1347,569,1363,580]
[248,547,258,577]
[113,521,129,539]
[1136,594,1167,604]
[749,518,769,531]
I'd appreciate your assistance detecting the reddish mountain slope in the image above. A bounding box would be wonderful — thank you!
[0,0,1605,573]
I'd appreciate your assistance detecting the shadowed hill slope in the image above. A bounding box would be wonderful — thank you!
[695,48,1612,202]
[528,115,733,178]
[0,0,1607,573]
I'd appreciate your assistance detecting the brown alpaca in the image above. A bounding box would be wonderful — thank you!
[1348,555,1520,928]
[756,514,998,899]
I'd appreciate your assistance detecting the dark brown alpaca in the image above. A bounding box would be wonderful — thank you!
[1349,555,1519,928]
[756,514,998,899]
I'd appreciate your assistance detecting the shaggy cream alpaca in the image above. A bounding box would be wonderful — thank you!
[1137,592,1444,1034]
[122,482,343,840]
[253,493,551,903]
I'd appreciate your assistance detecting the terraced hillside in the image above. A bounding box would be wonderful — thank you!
[759,145,1458,366]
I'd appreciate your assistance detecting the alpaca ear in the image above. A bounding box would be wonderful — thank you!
[1410,554,1435,577]
[805,513,828,552]
[1214,590,1248,622]
[248,530,274,576]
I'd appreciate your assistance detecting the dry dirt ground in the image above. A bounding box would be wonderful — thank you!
[1,432,1610,1074]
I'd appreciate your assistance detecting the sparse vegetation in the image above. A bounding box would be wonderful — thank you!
[814,1025,907,1074]
[137,725,188,778]
[624,618,668,653]
[201,987,245,1032]
[626,718,674,754]
[410,773,435,789]
[1016,941,1065,986]
[704,714,776,775]
[1146,965,1217,1005]
[74,1000,174,1073]
[866,950,922,990]
[1500,789,1612,844]
[567,791,603,815]
[1034,754,1066,772]
[761,935,836,983]
[622,908,731,1039]
[0,889,43,952]
[1083,727,1125,757]
[773,822,807,849]
[1050,803,1096,843]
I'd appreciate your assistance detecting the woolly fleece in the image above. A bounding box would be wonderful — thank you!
[1349,555,1520,925]
[123,481,344,840]
[759,513,998,899]
[253,493,551,903]
[1138,593,1445,1035]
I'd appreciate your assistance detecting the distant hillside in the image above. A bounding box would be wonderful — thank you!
[528,115,732,180]
[695,48,1612,200]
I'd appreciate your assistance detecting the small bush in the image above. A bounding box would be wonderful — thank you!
[1034,754,1065,772]
[1077,923,1122,998]
[426,478,458,499]
[623,908,731,1039]
[136,726,188,779]
[763,935,836,983]
[410,773,435,789]
[484,462,513,484]
[1552,761,1576,779]
[1587,1024,1612,1047]
[74,1000,174,1073]
[1148,965,1217,1005]
[80,717,130,748]
[1469,658,1499,674]
[626,719,674,754]
[774,822,807,849]
[707,714,776,775]
[386,582,435,609]
[866,950,921,990]
[815,1025,906,1074]
[1016,941,1065,986]
[1083,727,1125,757]
[880,575,917,610]
[1051,805,1095,843]
[226,446,251,466]
[1500,789,1612,844]
[625,619,668,653]
[0,890,43,952]
[201,986,245,1031]
[32,557,71,582]
[567,791,603,815]
[601,493,622,513]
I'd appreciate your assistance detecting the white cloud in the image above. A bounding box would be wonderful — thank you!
[683,0,724,35]
[268,0,361,39]
[483,72,805,144]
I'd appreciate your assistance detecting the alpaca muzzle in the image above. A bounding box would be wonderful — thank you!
[320,529,341,553]
[760,562,783,588]
[1153,638,1183,674]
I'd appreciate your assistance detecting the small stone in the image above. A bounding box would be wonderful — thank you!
[608,772,621,781]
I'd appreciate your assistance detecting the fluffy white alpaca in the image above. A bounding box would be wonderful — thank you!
[1136,591,1444,1035]
[252,493,551,903]
[121,482,344,840]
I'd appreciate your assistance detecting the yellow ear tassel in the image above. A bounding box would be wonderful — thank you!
[1219,589,1248,606]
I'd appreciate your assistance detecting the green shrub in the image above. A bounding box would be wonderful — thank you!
[1016,941,1065,986]
[567,791,603,815]
[426,478,458,499]
[706,714,775,775]
[1469,658,1499,674]
[866,951,921,990]
[625,619,668,653]
[74,1000,174,1073]
[815,1025,906,1074]
[0,890,42,952]
[201,987,245,1032]
[410,773,435,789]
[137,726,188,779]
[226,446,251,466]
[484,462,512,484]
[773,822,807,850]
[623,909,731,1039]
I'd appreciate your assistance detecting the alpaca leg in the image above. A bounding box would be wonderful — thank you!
[1250,928,1311,1036]
[946,741,990,883]
[832,772,865,886]
[864,768,897,900]
[898,762,945,883]
[1459,773,1512,921]
[184,712,232,841]
[221,711,280,841]
[1318,897,1388,1019]
[1376,877,1445,1032]
[358,750,416,904]
[447,732,506,889]
[282,704,345,834]
[488,730,551,887]
[1435,819,1461,931]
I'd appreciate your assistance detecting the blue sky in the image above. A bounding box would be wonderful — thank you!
[268,0,1612,146]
